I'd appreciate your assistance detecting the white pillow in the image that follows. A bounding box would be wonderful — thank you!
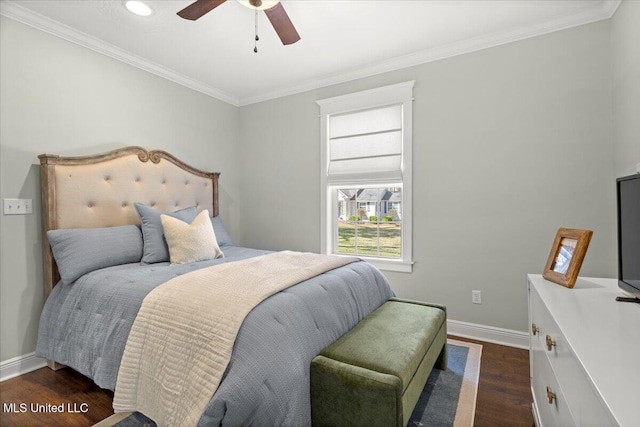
[160,209,224,264]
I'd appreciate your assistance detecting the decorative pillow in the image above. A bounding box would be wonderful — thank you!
[134,203,198,264]
[210,216,234,247]
[47,225,143,285]
[161,209,224,264]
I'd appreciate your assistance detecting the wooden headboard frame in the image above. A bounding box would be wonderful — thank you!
[39,146,220,298]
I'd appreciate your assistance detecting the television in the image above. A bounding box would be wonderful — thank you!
[617,173,640,300]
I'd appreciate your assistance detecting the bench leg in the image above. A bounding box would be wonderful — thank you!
[433,320,448,371]
[434,341,447,371]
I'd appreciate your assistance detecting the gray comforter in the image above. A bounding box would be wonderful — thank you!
[36,246,394,426]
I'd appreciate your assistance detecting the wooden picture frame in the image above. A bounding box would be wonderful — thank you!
[543,228,593,288]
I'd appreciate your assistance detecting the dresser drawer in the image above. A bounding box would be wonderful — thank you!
[548,338,615,426]
[529,285,567,367]
[531,344,576,427]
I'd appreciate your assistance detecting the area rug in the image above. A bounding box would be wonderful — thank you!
[409,339,482,427]
[94,339,482,427]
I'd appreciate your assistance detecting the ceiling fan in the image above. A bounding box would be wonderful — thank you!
[177,0,301,46]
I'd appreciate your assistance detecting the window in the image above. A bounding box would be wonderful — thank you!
[337,187,402,258]
[317,81,414,272]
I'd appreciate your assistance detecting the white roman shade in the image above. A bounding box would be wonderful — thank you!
[327,104,403,184]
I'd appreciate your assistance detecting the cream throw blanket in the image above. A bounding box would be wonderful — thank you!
[113,251,358,426]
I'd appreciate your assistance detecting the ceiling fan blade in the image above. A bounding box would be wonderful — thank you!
[177,0,227,21]
[264,3,300,45]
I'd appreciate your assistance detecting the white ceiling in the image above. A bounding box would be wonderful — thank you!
[1,0,620,106]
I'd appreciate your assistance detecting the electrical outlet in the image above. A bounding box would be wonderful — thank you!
[3,198,33,215]
[472,290,482,304]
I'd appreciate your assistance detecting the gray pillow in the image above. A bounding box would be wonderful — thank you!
[135,203,198,264]
[210,216,234,247]
[47,225,143,285]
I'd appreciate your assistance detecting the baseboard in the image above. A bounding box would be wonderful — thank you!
[0,352,47,382]
[447,319,529,349]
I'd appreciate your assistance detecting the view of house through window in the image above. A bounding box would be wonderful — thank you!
[336,187,402,258]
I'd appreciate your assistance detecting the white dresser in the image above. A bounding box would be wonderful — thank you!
[528,274,639,427]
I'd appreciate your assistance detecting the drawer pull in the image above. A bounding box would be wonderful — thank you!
[546,386,557,404]
[531,323,539,336]
[546,335,556,351]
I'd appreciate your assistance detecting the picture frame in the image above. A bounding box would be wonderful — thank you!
[543,228,593,288]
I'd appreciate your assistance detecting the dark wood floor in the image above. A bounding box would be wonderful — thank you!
[0,336,533,426]
[453,336,534,427]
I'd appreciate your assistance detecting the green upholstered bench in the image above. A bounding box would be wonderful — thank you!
[310,298,447,427]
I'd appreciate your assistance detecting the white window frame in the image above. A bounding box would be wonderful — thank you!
[317,81,414,273]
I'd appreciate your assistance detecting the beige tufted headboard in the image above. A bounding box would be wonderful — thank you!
[39,146,220,297]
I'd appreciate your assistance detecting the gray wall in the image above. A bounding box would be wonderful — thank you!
[239,20,617,333]
[0,17,241,361]
[611,0,640,178]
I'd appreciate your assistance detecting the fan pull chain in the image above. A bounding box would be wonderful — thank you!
[254,9,259,53]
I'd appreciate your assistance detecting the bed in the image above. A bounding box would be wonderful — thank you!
[35,146,394,426]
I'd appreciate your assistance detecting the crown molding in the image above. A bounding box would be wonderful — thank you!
[1,0,621,107]
[237,0,622,105]
[0,1,241,106]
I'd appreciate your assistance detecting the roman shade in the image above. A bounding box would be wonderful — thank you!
[327,104,403,184]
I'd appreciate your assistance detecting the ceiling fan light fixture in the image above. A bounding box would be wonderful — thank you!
[125,0,152,17]
[177,0,299,45]
[238,0,280,11]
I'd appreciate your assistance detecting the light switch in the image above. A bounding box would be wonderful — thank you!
[3,199,33,215]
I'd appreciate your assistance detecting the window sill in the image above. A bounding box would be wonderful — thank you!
[334,254,413,273]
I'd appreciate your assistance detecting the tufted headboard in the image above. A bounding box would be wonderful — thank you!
[39,146,219,297]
